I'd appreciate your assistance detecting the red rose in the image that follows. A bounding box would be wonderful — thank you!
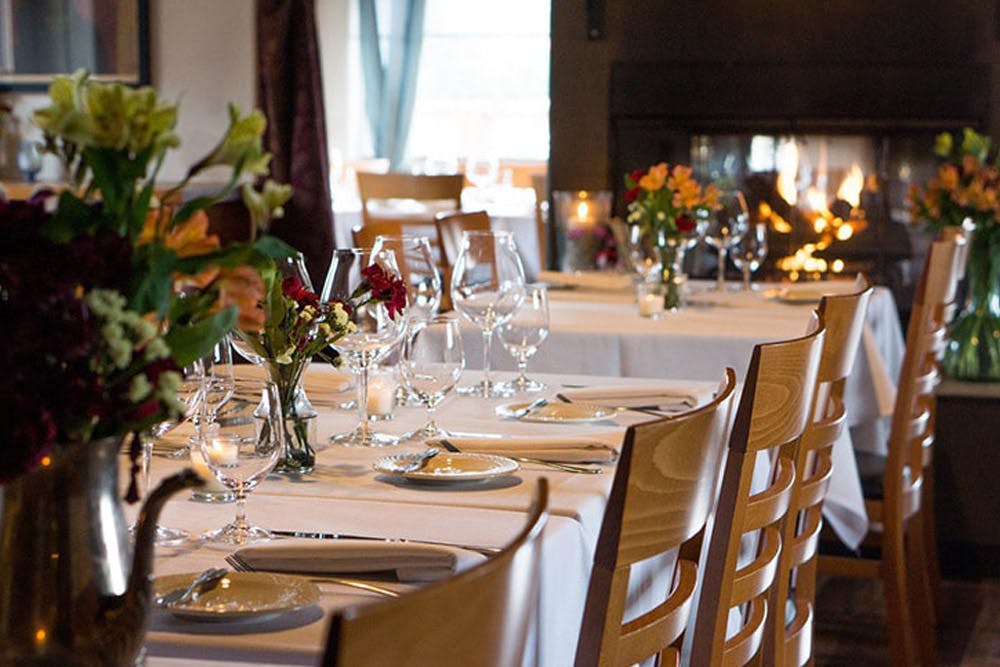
[625,186,641,203]
[629,169,647,183]
[675,215,696,233]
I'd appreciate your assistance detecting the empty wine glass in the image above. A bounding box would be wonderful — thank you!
[201,335,236,426]
[451,230,526,397]
[322,248,409,446]
[496,283,549,393]
[200,380,284,545]
[704,189,749,292]
[399,316,465,442]
[466,155,499,190]
[626,224,660,283]
[371,234,441,323]
[732,222,768,290]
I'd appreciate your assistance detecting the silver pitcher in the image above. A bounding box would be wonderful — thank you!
[0,436,202,665]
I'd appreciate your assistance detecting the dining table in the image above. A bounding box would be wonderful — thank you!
[135,364,780,667]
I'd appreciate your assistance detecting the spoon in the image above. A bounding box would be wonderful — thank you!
[399,448,439,473]
[155,567,228,606]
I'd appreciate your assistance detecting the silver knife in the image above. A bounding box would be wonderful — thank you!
[270,530,500,554]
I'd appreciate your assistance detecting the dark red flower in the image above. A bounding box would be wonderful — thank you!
[629,169,647,183]
[281,275,319,308]
[675,215,696,233]
[360,264,407,319]
[625,186,641,203]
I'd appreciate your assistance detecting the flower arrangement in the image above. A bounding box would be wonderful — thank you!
[624,162,720,239]
[0,71,293,487]
[232,262,407,472]
[908,127,1000,381]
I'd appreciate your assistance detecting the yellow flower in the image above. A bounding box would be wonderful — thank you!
[638,162,668,191]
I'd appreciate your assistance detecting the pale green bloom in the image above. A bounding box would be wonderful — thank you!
[127,375,152,402]
[242,179,293,234]
[144,337,171,361]
[961,128,990,161]
[276,346,296,364]
[200,104,270,175]
[933,132,953,158]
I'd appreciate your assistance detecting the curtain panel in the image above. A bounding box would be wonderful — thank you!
[257,0,335,285]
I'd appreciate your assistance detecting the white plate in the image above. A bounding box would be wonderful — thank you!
[153,572,320,621]
[761,286,828,304]
[495,401,618,423]
[373,452,519,483]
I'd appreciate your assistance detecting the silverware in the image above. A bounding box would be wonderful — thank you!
[509,396,549,419]
[555,392,694,417]
[268,530,500,555]
[155,567,228,607]
[438,439,603,475]
[398,448,439,473]
[224,554,399,598]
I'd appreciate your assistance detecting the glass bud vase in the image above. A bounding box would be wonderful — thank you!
[943,227,1000,382]
[261,359,318,473]
[657,241,686,311]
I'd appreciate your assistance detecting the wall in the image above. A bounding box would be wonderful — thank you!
[0,0,256,183]
[550,0,1000,192]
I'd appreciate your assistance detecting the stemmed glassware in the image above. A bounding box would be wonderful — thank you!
[732,222,768,291]
[321,248,409,446]
[451,230,526,397]
[399,316,465,441]
[370,234,441,323]
[704,189,750,291]
[496,283,549,393]
[199,380,284,545]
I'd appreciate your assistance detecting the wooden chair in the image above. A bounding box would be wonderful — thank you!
[322,479,549,667]
[762,276,873,667]
[434,210,492,310]
[574,369,738,667]
[686,316,825,667]
[356,171,464,228]
[818,238,963,667]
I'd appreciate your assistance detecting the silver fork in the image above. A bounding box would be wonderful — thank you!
[225,554,400,598]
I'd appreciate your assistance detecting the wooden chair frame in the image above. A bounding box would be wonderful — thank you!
[574,369,738,667]
[322,479,549,667]
[355,172,464,228]
[817,238,963,667]
[763,277,873,666]
[687,317,825,667]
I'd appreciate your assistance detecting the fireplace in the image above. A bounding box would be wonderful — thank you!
[607,61,991,312]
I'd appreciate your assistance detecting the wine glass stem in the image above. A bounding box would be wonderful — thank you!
[234,489,248,531]
[482,329,494,395]
[717,248,727,291]
[355,362,372,440]
[517,354,529,387]
[742,264,752,291]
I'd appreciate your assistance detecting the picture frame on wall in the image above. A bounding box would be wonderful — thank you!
[0,0,149,90]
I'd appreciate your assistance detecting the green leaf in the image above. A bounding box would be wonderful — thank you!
[130,244,176,317]
[43,191,99,242]
[252,234,297,260]
[164,307,238,367]
[173,195,220,224]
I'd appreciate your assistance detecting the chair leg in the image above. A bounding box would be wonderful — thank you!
[921,466,944,622]
[881,521,917,667]
[907,515,939,667]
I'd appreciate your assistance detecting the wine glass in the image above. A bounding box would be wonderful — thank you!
[466,155,499,190]
[626,224,661,283]
[17,140,42,182]
[371,234,441,323]
[200,335,236,426]
[451,230,526,397]
[496,283,549,393]
[199,380,284,545]
[704,189,749,291]
[399,316,465,442]
[732,222,768,291]
[322,248,409,447]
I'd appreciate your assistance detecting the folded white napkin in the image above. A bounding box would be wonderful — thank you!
[234,539,486,583]
[431,436,619,463]
[558,385,713,411]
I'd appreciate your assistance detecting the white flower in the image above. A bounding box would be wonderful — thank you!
[127,374,152,402]
[144,337,170,361]
[276,346,296,364]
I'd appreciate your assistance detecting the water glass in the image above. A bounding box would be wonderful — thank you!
[451,230,526,397]
[400,316,465,441]
[497,283,549,393]
[732,222,768,290]
[200,381,284,545]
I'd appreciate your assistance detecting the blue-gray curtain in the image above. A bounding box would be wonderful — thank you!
[359,0,426,170]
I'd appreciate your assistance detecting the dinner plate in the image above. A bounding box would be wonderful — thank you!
[153,572,320,621]
[761,286,829,304]
[495,401,617,423]
[373,452,519,483]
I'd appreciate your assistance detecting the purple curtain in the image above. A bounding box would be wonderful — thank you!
[257,0,335,287]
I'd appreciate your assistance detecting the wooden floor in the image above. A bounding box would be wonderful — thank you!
[814,575,1000,666]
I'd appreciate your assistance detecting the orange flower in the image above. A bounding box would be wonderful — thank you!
[138,209,220,258]
[937,164,959,192]
[213,266,266,333]
[702,183,721,210]
[638,162,668,191]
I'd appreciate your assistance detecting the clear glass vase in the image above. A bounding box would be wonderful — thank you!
[943,226,1000,382]
[261,359,318,473]
[657,242,685,311]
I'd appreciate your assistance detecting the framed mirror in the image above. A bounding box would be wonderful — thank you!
[0,0,149,90]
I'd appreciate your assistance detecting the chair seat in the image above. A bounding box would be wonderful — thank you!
[853,451,911,500]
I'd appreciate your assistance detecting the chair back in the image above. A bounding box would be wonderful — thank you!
[686,316,825,667]
[435,210,492,267]
[574,370,737,667]
[356,171,464,226]
[764,277,873,666]
[884,238,963,519]
[322,479,549,667]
